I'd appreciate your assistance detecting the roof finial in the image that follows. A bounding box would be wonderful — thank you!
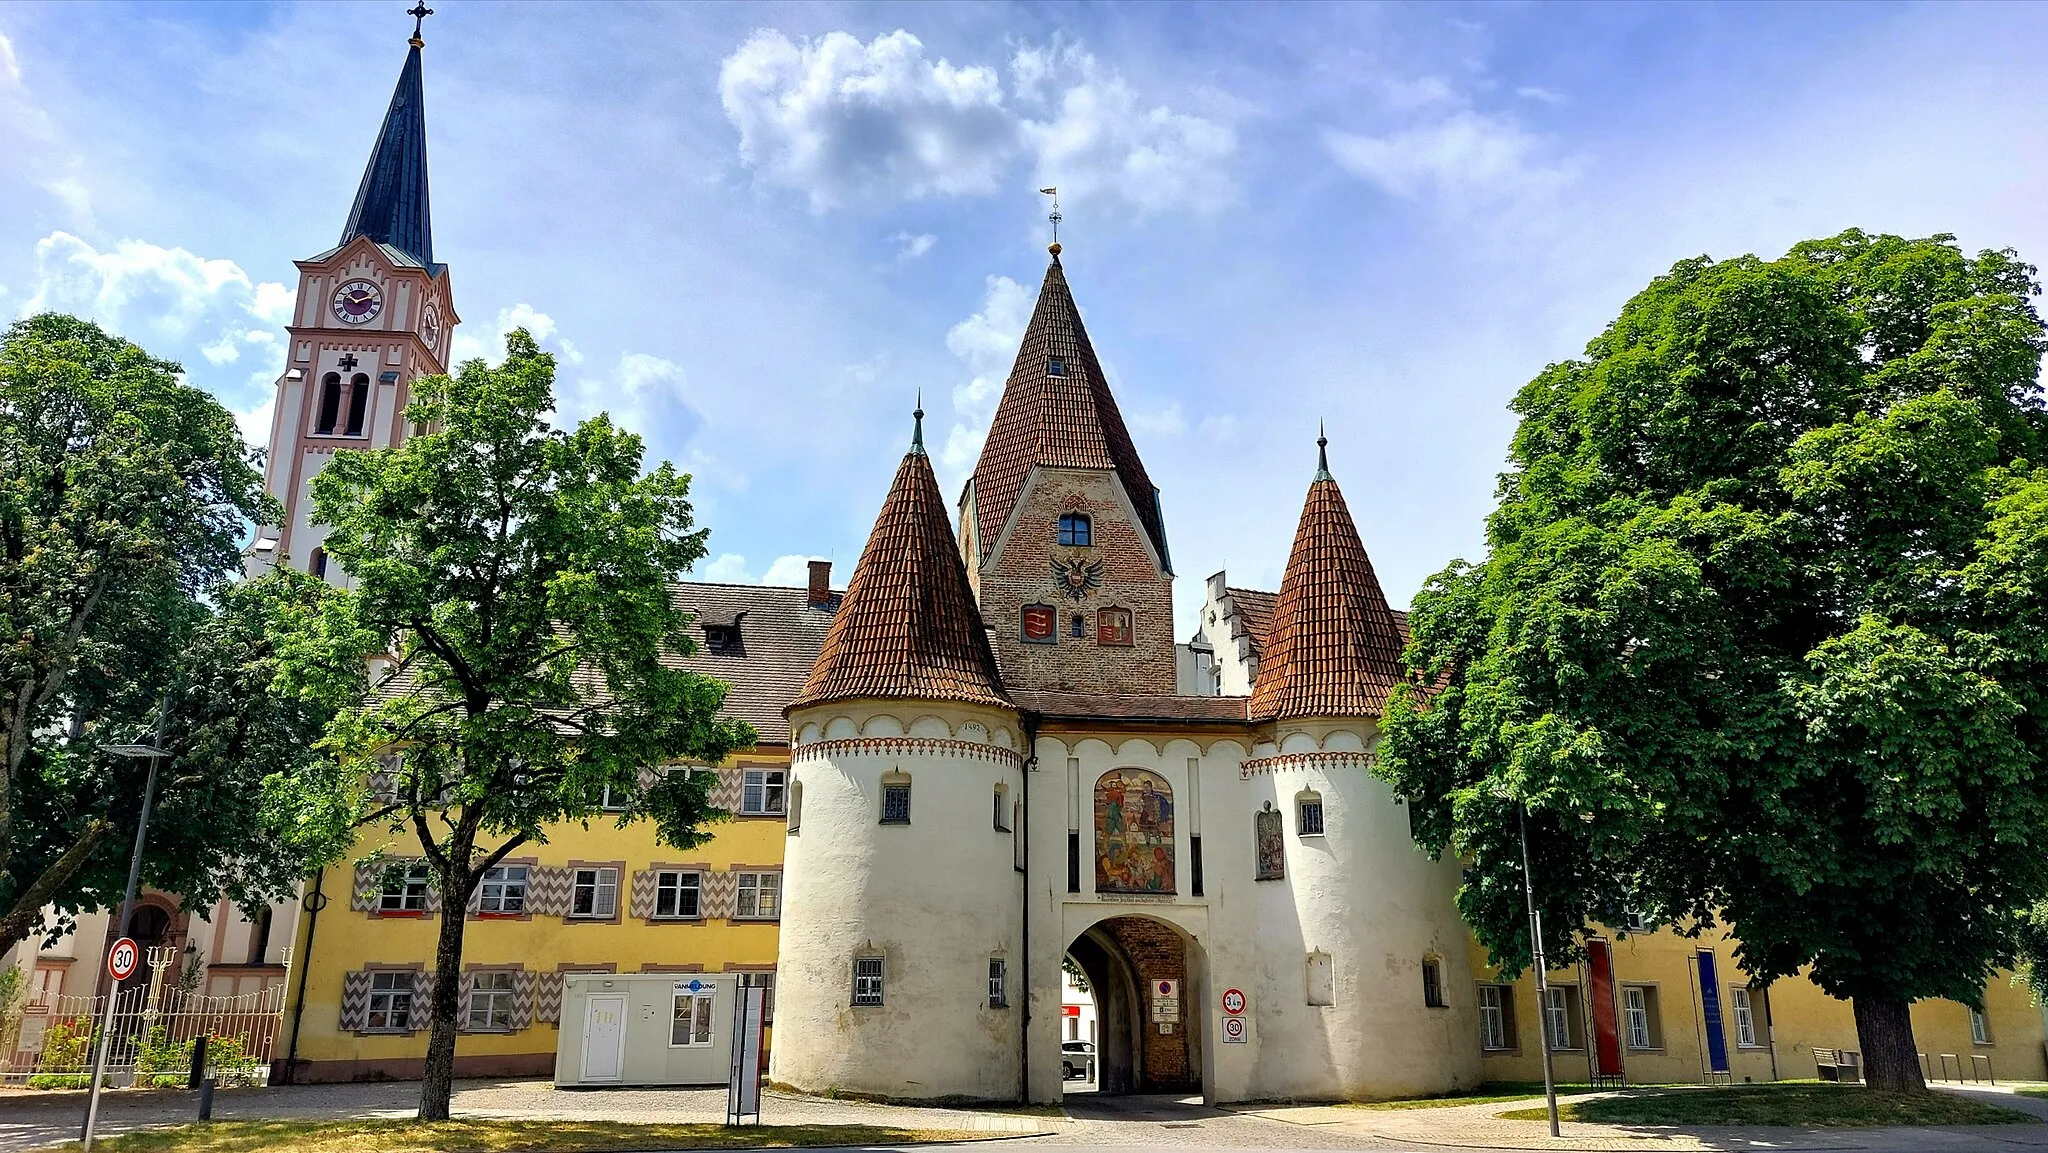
[1314,421,1332,481]
[1040,187,1062,258]
[911,389,926,456]
[407,2,433,47]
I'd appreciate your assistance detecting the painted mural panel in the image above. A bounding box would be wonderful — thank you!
[1095,769,1175,893]
[1254,806,1285,880]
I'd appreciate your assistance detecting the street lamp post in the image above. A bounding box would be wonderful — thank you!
[1518,800,1562,1139]
[80,717,169,1153]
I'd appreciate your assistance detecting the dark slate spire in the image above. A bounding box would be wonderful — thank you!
[340,37,433,266]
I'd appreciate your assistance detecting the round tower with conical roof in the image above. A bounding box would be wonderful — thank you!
[772,407,1027,1099]
[1239,433,1482,1097]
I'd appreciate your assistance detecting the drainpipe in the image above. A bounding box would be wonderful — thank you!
[283,868,325,1085]
[1019,712,1039,1104]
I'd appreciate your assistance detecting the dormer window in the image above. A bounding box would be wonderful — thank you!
[1057,513,1091,547]
[700,610,746,653]
[1047,355,1068,377]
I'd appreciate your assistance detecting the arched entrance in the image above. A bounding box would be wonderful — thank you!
[1061,915,1203,1098]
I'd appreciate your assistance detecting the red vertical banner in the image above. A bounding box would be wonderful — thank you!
[1587,938,1623,1079]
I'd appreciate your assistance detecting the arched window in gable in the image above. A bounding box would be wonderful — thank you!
[1094,769,1174,894]
[315,372,343,434]
[1057,513,1091,547]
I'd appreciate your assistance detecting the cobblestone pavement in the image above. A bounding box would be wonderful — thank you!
[2,1080,2047,1152]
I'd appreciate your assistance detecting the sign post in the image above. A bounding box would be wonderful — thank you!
[727,983,765,1125]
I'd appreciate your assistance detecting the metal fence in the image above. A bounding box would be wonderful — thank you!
[3,980,287,1088]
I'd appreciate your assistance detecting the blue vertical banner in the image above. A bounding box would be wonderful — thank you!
[1696,949,1730,1073]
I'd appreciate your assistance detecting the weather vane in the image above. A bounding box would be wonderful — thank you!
[408,3,434,45]
[1040,187,1061,256]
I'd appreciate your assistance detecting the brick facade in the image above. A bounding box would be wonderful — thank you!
[979,469,1176,695]
[1099,916,1196,1092]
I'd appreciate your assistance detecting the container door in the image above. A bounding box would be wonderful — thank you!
[581,994,627,1083]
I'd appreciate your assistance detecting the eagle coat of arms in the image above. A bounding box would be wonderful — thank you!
[1052,556,1104,600]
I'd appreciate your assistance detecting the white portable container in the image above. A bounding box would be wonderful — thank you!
[555,971,740,1087]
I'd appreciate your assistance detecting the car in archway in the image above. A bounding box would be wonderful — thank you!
[1061,1040,1096,1082]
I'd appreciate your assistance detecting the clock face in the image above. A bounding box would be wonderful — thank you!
[421,304,440,348]
[332,279,383,325]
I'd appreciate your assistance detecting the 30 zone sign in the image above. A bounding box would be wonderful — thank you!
[107,937,139,981]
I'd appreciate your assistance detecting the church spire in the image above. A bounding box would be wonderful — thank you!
[340,18,434,267]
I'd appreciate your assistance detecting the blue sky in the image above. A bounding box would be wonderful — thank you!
[3,2,2045,625]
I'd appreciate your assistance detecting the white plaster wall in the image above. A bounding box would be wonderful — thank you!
[773,702,1026,1101]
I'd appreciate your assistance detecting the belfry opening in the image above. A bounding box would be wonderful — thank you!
[1061,916,1204,1098]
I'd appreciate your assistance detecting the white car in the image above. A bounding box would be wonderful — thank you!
[1061,1040,1096,1082]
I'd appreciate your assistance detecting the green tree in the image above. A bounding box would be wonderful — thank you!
[297,330,753,1120]
[0,314,354,954]
[1377,231,2048,1092]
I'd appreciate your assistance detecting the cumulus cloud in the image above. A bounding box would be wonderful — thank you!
[560,351,701,447]
[0,31,19,87]
[891,231,937,262]
[1128,402,1186,438]
[939,274,1031,471]
[1321,111,1577,201]
[718,29,1235,216]
[692,552,830,586]
[1517,86,1567,105]
[719,29,1013,211]
[450,302,585,367]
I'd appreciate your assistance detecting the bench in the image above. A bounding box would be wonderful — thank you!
[1814,1047,1862,1083]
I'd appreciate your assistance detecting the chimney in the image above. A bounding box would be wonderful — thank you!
[807,559,832,607]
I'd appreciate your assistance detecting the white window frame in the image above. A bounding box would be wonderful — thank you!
[670,990,715,1047]
[735,871,780,920]
[1971,1007,1992,1046]
[378,863,431,913]
[741,769,786,816]
[989,958,1008,1008]
[467,971,515,1031]
[1479,985,1508,1050]
[478,865,527,914]
[853,956,884,1006]
[994,785,1011,832]
[599,784,631,812]
[570,867,619,919]
[654,870,702,919]
[1623,985,1653,1050]
[366,971,414,1032]
[1730,987,1758,1047]
[1544,986,1575,1050]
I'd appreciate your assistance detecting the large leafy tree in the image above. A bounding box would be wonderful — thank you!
[298,330,753,1120]
[0,315,352,954]
[1378,231,2048,1092]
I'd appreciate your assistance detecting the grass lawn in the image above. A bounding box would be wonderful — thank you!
[1348,1081,1607,1110]
[1497,1083,2035,1128]
[48,1119,998,1153]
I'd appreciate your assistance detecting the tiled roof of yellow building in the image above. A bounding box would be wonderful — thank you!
[1248,435,1409,722]
[791,408,1011,712]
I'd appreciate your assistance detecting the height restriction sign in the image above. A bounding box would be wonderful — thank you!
[1221,988,1246,1015]
[107,937,139,981]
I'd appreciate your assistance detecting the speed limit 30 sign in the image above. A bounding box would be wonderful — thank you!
[107,937,139,981]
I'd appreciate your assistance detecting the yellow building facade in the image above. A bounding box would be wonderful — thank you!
[1468,928,2046,1087]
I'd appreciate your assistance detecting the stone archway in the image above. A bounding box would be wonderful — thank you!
[1062,914,1202,1097]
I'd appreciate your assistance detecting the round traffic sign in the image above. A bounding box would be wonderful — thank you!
[1221,988,1246,1014]
[1222,1016,1248,1042]
[107,937,139,981]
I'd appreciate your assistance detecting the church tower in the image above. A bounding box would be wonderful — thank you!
[958,246,1176,695]
[247,16,457,581]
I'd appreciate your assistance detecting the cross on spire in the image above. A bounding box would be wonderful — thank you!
[407,3,433,46]
[1040,187,1061,257]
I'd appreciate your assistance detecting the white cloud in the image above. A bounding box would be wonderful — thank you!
[939,274,1031,471]
[449,302,586,367]
[891,231,937,262]
[690,552,826,587]
[1014,45,1237,217]
[719,29,1235,216]
[249,281,295,326]
[0,32,19,88]
[719,29,1014,211]
[1129,402,1186,438]
[560,351,696,442]
[1321,111,1577,201]
[1516,86,1567,105]
[760,554,828,586]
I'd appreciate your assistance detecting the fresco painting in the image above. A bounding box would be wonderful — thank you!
[1096,769,1175,893]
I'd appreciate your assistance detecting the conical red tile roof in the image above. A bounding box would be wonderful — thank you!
[791,418,1011,713]
[967,256,1169,568]
[1248,441,1407,721]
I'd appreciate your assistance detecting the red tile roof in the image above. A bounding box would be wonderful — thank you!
[791,433,1011,712]
[1225,587,1277,656]
[1248,462,1408,722]
[967,256,1169,568]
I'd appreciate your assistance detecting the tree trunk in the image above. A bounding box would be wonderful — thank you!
[417,855,473,1121]
[1853,995,1926,1092]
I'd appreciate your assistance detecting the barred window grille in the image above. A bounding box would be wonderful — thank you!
[881,784,911,824]
[853,957,884,1006]
[1298,798,1325,836]
[988,958,1008,1008]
